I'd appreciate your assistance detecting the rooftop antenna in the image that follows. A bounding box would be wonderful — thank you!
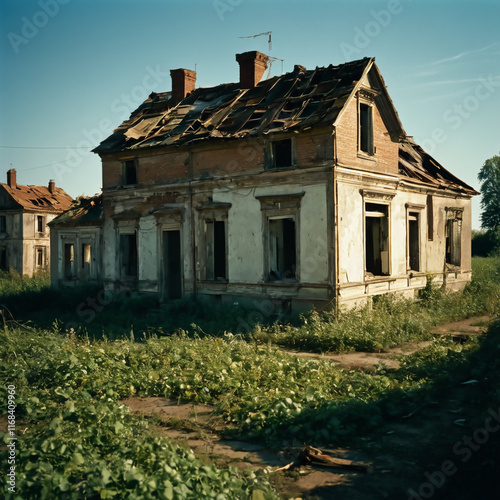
[267,56,284,77]
[238,31,272,51]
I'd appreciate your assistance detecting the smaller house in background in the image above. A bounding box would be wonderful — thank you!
[48,194,103,287]
[0,169,74,276]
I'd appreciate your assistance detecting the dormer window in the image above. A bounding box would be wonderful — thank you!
[123,159,137,185]
[359,103,374,155]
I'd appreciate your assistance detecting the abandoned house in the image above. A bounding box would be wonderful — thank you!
[48,194,103,287]
[0,169,73,276]
[52,51,478,312]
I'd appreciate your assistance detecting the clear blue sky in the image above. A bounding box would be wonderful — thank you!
[1,0,499,228]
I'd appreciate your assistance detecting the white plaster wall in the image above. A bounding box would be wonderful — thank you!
[215,187,263,283]
[138,215,157,282]
[102,219,117,282]
[337,182,364,283]
[297,184,328,283]
[214,183,328,284]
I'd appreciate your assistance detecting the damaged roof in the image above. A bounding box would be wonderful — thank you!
[49,194,103,227]
[94,57,376,153]
[399,140,478,196]
[0,182,74,213]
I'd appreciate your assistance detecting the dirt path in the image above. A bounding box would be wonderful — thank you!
[121,315,494,499]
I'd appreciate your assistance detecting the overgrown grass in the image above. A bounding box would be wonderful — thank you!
[251,256,500,353]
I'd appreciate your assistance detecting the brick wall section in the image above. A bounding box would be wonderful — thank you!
[102,159,123,189]
[192,139,265,178]
[139,152,189,184]
[335,96,399,176]
[296,131,333,166]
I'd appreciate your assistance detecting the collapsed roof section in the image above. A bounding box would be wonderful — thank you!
[399,140,478,196]
[94,57,375,153]
[0,170,74,213]
[49,194,103,227]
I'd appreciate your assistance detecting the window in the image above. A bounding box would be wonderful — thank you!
[427,195,434,241]
[120,233,138,277]
[0,247,7,270]
[272,139,292,168]
[365,202,389,276]
[205,220,227,280]
[268,217,296,280]
[257,192,303,283]
[0,216,6,234]
[82,243,91,275]
[407,212,420,272]
[123,160,137,185]
[446,210,462,267]
[359,103,374,155]
[35,247,46,269]
[64,243,75,279]
[37,215,45,233]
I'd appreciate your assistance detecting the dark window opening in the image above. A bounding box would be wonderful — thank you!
[0,216,6,234]
[206,220,226,280]
[272,139,292,168]
[0,247,7,270]
[427,195,434,241]
[123,160,137,185]
[446,215,462,266]
[269,218,296,280]
[64,243,75,279]
[408,212,420,272]
[163,230,182,299]
[120,233,138,277]
[37,215,45,233]
[365,203,389,276]
[36,247,45,268]
[360,103,374,155]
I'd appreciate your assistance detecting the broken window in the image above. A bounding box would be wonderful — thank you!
[123,160,138,185]
[407,212,420,272]
[446,210,462,267]
[268,217,296,280]
[120,233,138,278]
[37,215,45,233]
[0,216,6,234]
[64,243,75,279]
[82,243,91,275]
[35,247,46,269]
[365,203,389,276]
[0,247,7,271]
[272,139,293,168]
[426,195,434,241]
[359,103,374,155]
[205,220,227,280]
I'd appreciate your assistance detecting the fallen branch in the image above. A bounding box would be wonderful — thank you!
[301,445,372,473]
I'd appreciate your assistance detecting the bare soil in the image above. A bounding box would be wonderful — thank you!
[121,315,494,499]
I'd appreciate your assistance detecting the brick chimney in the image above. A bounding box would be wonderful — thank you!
[7,169,16,189]
[236,51,269,89]
[48,179,56,194]
[170,68,196,105]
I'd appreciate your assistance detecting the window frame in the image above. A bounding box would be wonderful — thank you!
[406,204,425,273]
[357,89,377,158]
[37,215,46,234]
[257,192,304,283]
[271,138,294,169]
[445,208,463,268]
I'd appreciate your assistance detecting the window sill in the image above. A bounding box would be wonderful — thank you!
[357,152,377,162]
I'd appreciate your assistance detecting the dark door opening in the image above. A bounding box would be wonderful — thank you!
[164,230,182,299]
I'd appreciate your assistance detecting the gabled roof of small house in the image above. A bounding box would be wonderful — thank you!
[94,54,476,196]
[0,180,74,213]
[95,57,402,153]
[49,194,103,227]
